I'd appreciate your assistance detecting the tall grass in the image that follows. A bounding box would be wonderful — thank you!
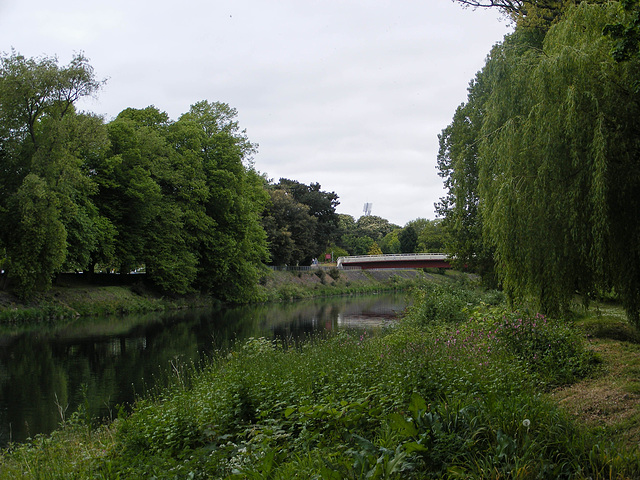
[2,282,639,479]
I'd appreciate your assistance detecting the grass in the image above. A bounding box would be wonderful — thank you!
[550,304,640,450]
[2,283,640,479]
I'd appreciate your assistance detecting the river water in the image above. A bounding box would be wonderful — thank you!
[0,293,407,446]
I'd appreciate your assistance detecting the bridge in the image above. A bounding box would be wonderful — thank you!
[336,253,453,270]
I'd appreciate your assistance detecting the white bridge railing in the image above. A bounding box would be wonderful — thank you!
[336,253,449,268]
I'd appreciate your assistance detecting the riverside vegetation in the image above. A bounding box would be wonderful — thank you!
[2,279,640,479]
[0,268,422,328]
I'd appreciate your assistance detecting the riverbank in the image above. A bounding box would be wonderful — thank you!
[0,268,444,326]
[2,283,639,478]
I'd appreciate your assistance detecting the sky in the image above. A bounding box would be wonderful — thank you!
[0,0,511,227]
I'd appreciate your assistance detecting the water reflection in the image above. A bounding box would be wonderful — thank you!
[0,293,407,445]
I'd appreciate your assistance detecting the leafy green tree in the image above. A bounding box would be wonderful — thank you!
[320,245,349,262]
[262,189,317,265]
[4,175,66,296]
[367,242,383,255]
[351,236,375,256]
[276,178,340,255]
[178,101,269,301]
[604,0,640,61]
[473,3,640,321]
[436,67,498,283]
[355,215,398,242]
[335,214,357,253]
[100,107,184,280]
[453,0,577,27]
[0,51,106,296]
[416,219,447,253]
[380,230,401,254]
[336,214,400,255]
[398,225,418,253]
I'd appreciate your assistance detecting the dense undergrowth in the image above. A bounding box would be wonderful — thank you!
[2,281,639,479]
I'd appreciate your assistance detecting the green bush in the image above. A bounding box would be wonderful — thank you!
[327,267,340,281]
[407,282,476,324]
[490,311,599,387]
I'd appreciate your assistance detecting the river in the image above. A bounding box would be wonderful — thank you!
[0,292,408,446]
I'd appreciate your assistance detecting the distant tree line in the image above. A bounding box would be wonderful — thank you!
[0,51,442,301]
[440,1,640,326]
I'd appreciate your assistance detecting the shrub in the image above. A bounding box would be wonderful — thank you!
[327,267,340,281]
[490,311,599,387]
[406,282,472,324]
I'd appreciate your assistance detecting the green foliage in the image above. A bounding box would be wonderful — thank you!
[4,282,640,478]
[604,0,640,62]
[0,303,76,325]
[398,224,418,253]
[415,219,446,253]
[368,241,383,255]
[327,267,341,281]
[485,310,599,387]
[0,52,269,301]
[262,188,317,266]
[0,51,108,298]
[436,75,496,283]
[337,215,401,255]
[321,245,349,261]
[406,281,500,325]
[380,229,401,254]
[441,3,640,323]
[263,179,339,266]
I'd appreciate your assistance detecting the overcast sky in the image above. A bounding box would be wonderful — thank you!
[0,1,511,226]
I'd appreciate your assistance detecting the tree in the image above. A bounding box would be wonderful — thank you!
[380,230,401,254]
[603,0,640,61]
[178,101,269,301]
[0,51,106,296]
[335,214,356,250]
[276,178,340,254]
[98,101,269,299]
[474,3,640,321]
[4,175,66,296]
[436,65,498,283]
[355,215,399,242]
[452,0,578,27]
[398,225,418,253]
[262,189,317,265]
[416,219,447,253]
[351,236,375,256]
[367,242,383,255]
[102,107,190,285]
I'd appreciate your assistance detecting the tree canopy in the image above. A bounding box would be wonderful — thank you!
[262,179,339,265]
[0,51,269,302]
[0,51,107,296]
[440,1,640,324]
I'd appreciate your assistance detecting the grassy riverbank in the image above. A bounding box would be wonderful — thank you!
[2,281,640,479]
[0,268,432,327]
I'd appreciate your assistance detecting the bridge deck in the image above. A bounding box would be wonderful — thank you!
[337,253,452,269]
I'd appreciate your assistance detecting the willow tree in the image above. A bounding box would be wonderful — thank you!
[478,2,640,322]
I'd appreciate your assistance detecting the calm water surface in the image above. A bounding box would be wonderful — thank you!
[0,293,407,445]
